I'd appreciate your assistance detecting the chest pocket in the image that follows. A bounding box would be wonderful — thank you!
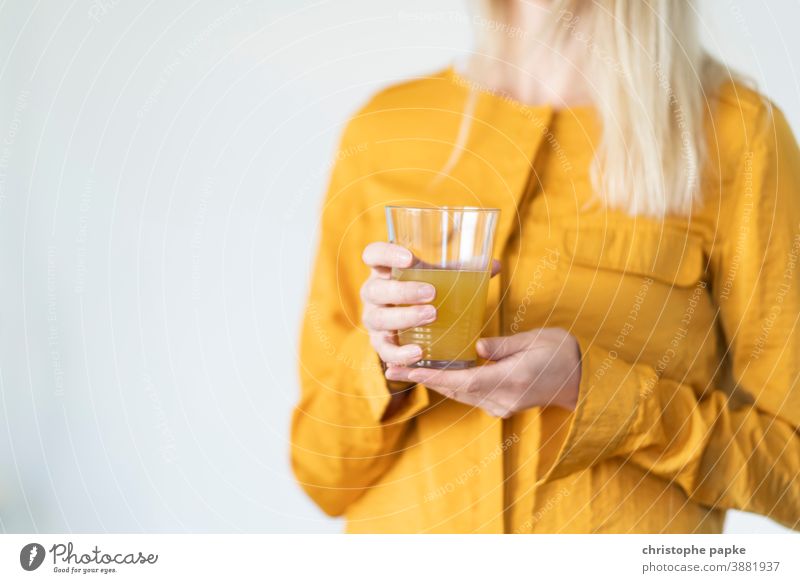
[562,223,706,288]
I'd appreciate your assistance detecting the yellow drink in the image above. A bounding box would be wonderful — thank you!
[395,268,491,368]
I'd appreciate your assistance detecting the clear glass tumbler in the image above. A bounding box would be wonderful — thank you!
[385,205,500,369]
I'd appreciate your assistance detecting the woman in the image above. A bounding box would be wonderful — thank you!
[291,0,800,533]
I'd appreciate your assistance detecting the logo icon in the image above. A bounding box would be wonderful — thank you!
[20,543,46,571]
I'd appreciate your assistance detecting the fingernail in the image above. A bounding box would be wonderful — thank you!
[417,285,435,301]
[385,368,402,380]
[420,306,436,323]
[396,250,412,264]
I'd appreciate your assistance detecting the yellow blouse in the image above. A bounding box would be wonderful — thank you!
[291,67,800,533]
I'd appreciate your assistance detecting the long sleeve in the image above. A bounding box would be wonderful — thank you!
[290,119,429,517]
[537,104,800,530]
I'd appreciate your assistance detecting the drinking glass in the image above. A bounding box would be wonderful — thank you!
[385,206,500,369]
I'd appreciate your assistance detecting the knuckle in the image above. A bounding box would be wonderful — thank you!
[360,280,372,303]
[372,279,389,303]
[362,308,375,330]
[361,244,374,265]
[509,376,527,393]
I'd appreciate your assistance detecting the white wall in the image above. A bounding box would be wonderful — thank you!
[0,0,796,533]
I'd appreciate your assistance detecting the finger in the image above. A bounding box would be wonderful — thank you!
[384,365,416,383]
[362,242,414,269]
[385,366,478,398]
[387,365,512,417]
[490,258,501,277]
[476,333,532,361]
[406,365,496,393]
[363,304,436,332]
[361,278,435,305]
[375,339,423,367]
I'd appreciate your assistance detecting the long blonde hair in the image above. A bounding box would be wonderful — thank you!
[452,0,728,217]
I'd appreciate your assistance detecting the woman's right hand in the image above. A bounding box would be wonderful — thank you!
[360,242,436,367]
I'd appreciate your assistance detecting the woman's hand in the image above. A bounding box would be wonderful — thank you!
[385,328,582,417]
[360,242,501,367]
[360,242,436,367]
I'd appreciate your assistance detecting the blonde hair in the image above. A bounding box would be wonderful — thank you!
[449,0,727,217]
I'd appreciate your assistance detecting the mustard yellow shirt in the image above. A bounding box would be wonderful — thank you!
[291,67,800,533]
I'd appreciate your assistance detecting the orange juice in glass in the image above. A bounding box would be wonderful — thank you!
[386,206,500,369]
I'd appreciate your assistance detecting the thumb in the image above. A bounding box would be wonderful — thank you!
[476,333,531,361]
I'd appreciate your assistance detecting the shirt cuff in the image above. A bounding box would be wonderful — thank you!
[535,338,657,485]
[344,330,430,424]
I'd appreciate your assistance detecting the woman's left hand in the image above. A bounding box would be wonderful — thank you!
[385,328,582,418]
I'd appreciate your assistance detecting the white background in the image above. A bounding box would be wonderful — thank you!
[0,0,797,533]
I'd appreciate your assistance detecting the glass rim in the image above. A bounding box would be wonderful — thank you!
[385,205,500,213]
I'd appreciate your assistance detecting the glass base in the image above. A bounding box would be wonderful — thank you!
[411,359,475,370]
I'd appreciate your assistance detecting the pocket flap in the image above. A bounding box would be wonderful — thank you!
[563,225,705,287]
